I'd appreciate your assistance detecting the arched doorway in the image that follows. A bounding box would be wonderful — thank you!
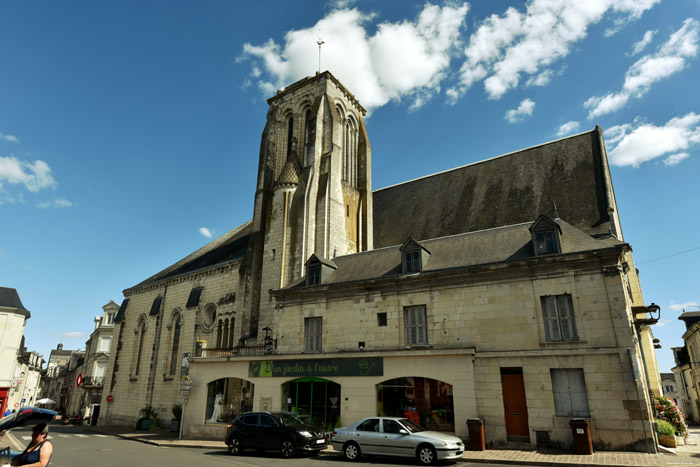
[281,378,340,431]
[205,378,254,423]
[376,377,454,432]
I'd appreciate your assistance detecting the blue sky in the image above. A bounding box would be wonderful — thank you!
[1,0,699,374]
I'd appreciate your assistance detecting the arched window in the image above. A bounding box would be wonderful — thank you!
[286,116,294,157]
[169,316,181,376]
[343,116,358,188]
[223,318,229,350]
[228,318,236,348]
[134,320,147,376]
[216,320,223,348]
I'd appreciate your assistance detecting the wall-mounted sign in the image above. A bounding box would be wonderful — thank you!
[249,357,383,378]
[106,395,114,403]
[76,373,83,387]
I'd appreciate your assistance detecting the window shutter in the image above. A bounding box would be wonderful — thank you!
[567,369,590,416]
[551,369,572,416]
[542,297,561,341]
[417,307,427,344]
[556,296,577,341]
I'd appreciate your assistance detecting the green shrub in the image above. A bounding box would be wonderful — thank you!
[172,403,182,422]
[656,419,675,436]
[135,405,161,430]
[655,396,687,438]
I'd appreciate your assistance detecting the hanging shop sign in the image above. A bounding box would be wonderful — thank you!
[249,357,383,378]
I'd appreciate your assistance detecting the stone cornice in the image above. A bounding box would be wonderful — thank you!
[124,260,239,298]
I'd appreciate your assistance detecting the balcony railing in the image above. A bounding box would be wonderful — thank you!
[82,376,105,388]
[201,345,268,358]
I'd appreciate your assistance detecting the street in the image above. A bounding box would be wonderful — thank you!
[6,424,515,467]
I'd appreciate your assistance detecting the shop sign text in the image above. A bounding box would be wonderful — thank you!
[249,357,383,378]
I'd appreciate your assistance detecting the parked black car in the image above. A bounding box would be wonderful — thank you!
[225,412,327,458]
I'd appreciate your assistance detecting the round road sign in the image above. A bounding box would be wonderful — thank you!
[106,395,114,403]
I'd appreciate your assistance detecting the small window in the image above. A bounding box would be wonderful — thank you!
[404,250,421,273]
[307,265,321,286]
[551,368,590,417]
[541,295,578,342]
[535,230,558,254]
[149,296,163,316]
[358,418,380,432]
[377,313,387,327]
[186,287,203,308]
[106,313,115,325]
[404,306,428,346]
[305,317,322,353]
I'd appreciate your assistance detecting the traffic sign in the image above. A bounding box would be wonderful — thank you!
[76,373,83,387]
[106,395,114,403]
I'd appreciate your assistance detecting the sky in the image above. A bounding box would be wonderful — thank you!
[1,0,699,375]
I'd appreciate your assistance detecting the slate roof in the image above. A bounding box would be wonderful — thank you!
[287,218,625,288]
[373,127,617,248]
[127,221,252,291]
[0,287,30,317]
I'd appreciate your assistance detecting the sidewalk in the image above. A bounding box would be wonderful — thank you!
[84,424,700,467]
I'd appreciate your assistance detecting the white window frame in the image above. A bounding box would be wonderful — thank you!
[305,317,322,353]
[404,305,428,346]
[551,368,590,417]
[541,295,578,342]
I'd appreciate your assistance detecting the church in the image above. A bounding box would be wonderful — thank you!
[101,71,662,451]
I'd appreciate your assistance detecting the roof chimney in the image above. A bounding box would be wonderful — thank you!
[57,343,63,350]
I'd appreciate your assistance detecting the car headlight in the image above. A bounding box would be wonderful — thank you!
[299,431,313,438]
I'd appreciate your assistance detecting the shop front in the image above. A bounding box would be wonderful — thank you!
[186,349,475,439]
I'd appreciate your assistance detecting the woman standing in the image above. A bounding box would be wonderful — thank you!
[11,423,52,467]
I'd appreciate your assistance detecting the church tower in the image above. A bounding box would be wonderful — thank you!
[241,71,372,338]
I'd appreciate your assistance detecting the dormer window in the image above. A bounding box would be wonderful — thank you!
[529,215,562,256]
[308,265,321,285]
[305,254,337,286]
[399,237,430,274]
[404,250,420,273]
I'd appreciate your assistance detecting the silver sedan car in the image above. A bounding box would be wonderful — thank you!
[331,416,464,465]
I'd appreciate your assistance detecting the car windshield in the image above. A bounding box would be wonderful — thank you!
[399,418,426,433]
[277,413,305,426]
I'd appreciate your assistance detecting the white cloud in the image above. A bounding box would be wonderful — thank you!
[0,156,57,193]
[199,227,214,238]
[449,0,660,101]
[605,112,700,166]
[505,98,535,123]
[586,18,699,119]
[631,29,657,55]
[664,152,689,166]
[240,3,468,111]
[557,121,580,136]
[669,301,700,312]
[37,198,74,209]
[0,131,20,143]
[56,332,87,339]
[329,0,357,9]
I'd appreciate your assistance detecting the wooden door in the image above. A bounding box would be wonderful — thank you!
[500,368,529,440]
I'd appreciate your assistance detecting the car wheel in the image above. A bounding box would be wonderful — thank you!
[417,444,437,465]
[343,442,361,461]
[280,438,296,458]
[227,437,241,455]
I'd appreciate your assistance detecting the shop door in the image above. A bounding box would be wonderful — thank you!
[500,368,529,440]
[0,387,9,416]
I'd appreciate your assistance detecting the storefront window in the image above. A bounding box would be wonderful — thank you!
[205,378,254,423]
[281,377,341,431]
[376,377,454,432]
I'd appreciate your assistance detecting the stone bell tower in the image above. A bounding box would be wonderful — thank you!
[242,71,372,338]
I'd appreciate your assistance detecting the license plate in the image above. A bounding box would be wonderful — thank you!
[315,439,326,444]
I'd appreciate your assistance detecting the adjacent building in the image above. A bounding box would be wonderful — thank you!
[0,287,43,414]
[102,71,661,451]
[672,310,700,423]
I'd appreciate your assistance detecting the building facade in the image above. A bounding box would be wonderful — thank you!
[672,310,700,423]
[103,72,661,451]
[0,287,43,414]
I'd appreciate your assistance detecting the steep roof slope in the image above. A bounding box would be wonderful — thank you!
[373,127,617,248]
[126,220,252,291]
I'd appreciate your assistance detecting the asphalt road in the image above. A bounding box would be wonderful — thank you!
[5,424,512,467]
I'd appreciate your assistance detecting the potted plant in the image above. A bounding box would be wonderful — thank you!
[656,419,676,448]
[171,403,182,432]
[136,405,160,430]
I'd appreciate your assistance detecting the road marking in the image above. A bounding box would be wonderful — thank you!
[75,434,88,438]
[57,434,72,438]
